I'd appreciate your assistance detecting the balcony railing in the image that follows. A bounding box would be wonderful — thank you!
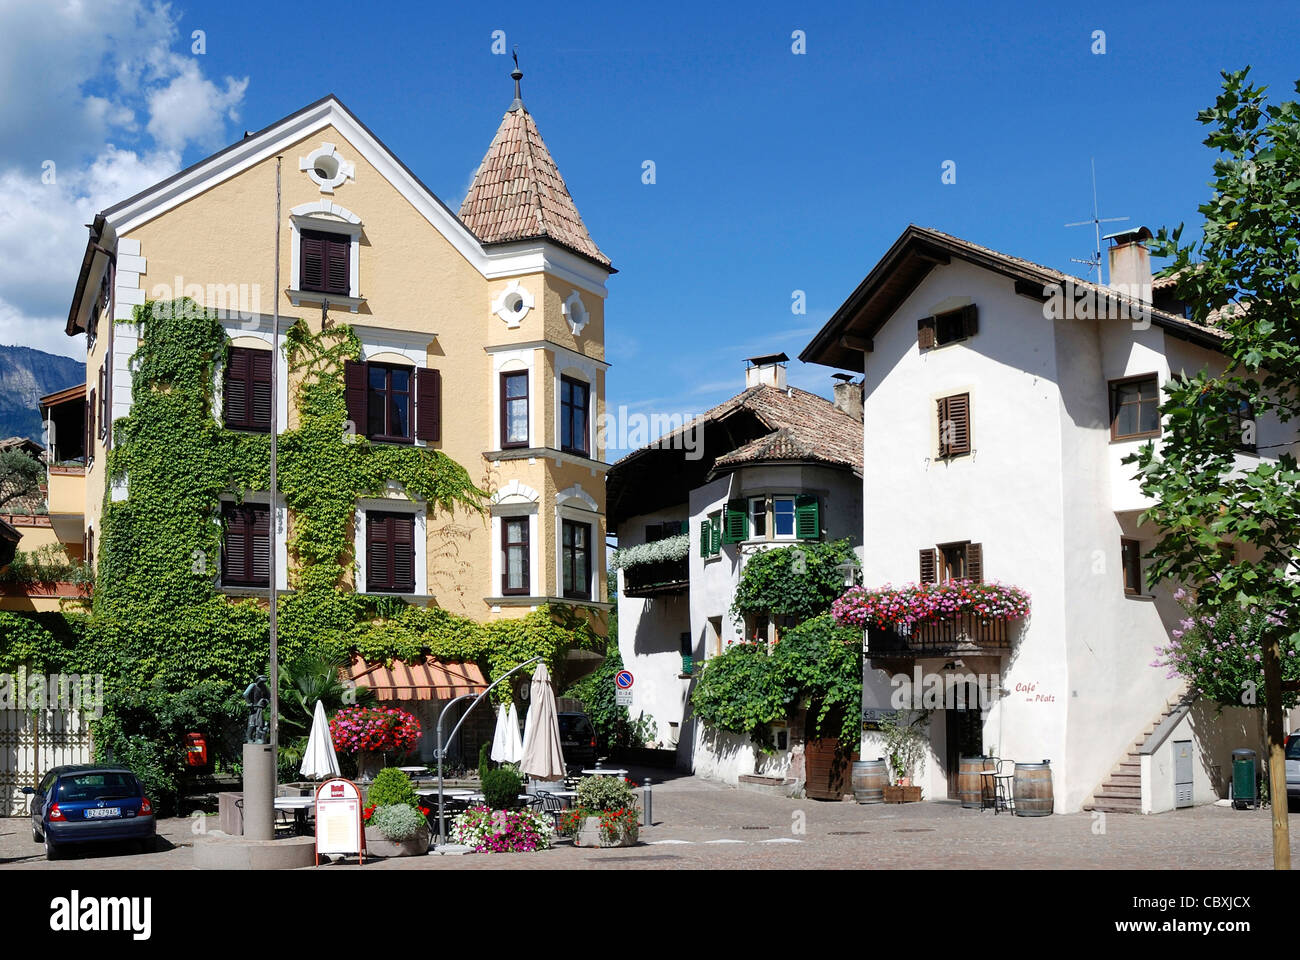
[622,558,689,598]
[866,613,1016,658]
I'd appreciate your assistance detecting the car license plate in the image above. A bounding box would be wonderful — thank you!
[84,807,120,819]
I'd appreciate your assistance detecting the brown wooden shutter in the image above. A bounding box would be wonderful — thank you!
[366,512,388,590]
[300,231,324,291]
[392,514,415,593]
[966,542,983,583]
[85,392,95,461]
[938,393,970,457]
[415,368,441,442]
[919,548,937,584]
[250,349,272,431]
[250,504,271,586]
[97,365,108,440]
[344,360,368,437]
[325,234,350,295]
[961,304,979,338]
[223,347,249,428]
[918,315,936,349]
[222,504,247,584]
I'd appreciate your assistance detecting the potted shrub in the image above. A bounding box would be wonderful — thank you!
[558,776,640,848]
[361,769,430,856]
[366,804,430,857]
[880,711,927,802]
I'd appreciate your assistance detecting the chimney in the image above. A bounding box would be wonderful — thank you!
[1106,226,1153,303]
[831,374,863,422]
[745,352,788,390]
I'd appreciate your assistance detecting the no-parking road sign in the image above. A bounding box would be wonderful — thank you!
[615,670,634,689]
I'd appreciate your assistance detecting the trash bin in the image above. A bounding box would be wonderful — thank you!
[1231,748,1258,809]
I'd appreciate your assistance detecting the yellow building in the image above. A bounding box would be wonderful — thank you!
[61,73,612,635]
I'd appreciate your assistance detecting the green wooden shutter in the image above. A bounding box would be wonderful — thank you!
[699,520,709,558]
[794,495,820,540]
[709,514,721,555]
[722,499,748,543]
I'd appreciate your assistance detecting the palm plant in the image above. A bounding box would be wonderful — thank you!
[276,652,376,777]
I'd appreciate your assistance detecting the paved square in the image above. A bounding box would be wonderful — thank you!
[3,772,1296,870]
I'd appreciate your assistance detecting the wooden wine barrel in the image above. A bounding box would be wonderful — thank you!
[1013,760,1054,817]
[957,755,991,808]
[851,758,888,804]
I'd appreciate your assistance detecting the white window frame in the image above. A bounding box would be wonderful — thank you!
[748,495,768,541]
[772,495,798,541]
[214,322,289,434]
[354,490,426,596]
[492,348,536,450]
[555,485,600,602]
[216,491,288,592]
[355,327,433,447]
[289,200,363,308]
[556,363,597,458]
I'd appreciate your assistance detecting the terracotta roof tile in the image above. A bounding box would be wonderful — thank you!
[614,384,863,475]
[459,106,610,267]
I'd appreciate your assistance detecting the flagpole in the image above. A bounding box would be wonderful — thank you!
[270,156,282,765]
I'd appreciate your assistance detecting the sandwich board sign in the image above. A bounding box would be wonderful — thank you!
[315,776,365,865]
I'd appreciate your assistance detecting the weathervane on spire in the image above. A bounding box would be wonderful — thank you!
[509,47,524,111]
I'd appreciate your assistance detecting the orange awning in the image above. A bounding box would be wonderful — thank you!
[346,656,488,701]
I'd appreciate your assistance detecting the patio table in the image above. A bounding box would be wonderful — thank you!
[273,795,315,835]
[580,768,628,777]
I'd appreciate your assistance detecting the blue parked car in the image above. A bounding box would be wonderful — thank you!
[24,765,155,860]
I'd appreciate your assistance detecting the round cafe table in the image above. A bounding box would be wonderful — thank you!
[580,769,628,778]
[273,795,315,834]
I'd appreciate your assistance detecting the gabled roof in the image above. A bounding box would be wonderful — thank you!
[66,93,613,336]
[606,383,862,527]
[800,225,1228,372]
[459,104,611,268]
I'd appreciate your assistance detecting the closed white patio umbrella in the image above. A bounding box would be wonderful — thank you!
[299,699,340,780]
[490,703,524,764]
[519,663,566,781]
[505,701,524,764]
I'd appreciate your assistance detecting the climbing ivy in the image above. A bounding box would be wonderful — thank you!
[0,299,603,736]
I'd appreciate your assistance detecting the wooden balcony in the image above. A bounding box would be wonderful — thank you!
[621,558,689,598]
[866,613,1016,659]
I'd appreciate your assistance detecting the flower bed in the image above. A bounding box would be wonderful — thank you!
[555,775,640,847]
[451,805,554,853]
[833,580,1031,629]
[609,533,689,570]
[330,705,421,754]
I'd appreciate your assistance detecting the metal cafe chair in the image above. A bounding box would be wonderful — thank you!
[991,758,1016,814]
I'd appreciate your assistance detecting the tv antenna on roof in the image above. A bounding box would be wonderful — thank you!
[1065,157,1128,285]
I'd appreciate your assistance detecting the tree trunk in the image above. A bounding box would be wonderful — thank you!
[1262,631,1291,870]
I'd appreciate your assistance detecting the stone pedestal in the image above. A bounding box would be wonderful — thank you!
[242,743,275,841]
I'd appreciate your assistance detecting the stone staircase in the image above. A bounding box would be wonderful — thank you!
[1084,691,1189,814]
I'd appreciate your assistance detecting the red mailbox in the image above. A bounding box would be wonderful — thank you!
[184,732,209,768]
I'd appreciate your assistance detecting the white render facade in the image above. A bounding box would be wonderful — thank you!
[607,364,864,781]
[803,226,1285,814]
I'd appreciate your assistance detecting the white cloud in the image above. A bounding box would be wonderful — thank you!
[0,0,249,358]
[147,59,248,151]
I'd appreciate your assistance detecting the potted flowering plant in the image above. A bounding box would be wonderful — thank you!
[361,768,430,856]
[450,806,555,853]
[330,705,421,779]
[557,776,640,847]
[833,580,1031,629]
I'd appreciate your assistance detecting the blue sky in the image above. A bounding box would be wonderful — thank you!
[2,0,1297,457]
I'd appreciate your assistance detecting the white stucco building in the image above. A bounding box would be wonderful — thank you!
[801,225,1289,814]
[606,356,863,782]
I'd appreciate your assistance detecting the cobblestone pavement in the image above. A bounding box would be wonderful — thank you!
[3,770,1297,870]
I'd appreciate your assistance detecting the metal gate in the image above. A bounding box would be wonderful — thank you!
[0,709,93,816]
